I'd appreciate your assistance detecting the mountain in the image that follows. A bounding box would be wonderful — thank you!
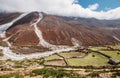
[0,11,120,53]
[0,12,21,25]
[60,16,120,28]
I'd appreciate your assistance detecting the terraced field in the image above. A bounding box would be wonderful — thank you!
[67,52,109,66]
[44,51,110,66]
[89,46,108,51]
[59,52,85,58]
[44,52,86,66]
[0,45,120,78]
[44,59,66,66]
[44,44,120,67]
[100,51,120,61]
[44,54,62,61]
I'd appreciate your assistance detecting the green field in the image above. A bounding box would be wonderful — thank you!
[44,54,62,61]
[67,52,109,66]
[44,45,120,66]
[89,46,108,51]
[59,52,85,58]
[89,45,120,61]
[100,51,120,61]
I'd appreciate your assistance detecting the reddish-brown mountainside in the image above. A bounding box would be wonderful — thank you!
[0,11,120,48]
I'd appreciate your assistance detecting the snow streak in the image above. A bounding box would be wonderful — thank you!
[71,38,81,47]
[113,36,120,42]
[31,13,70,50]
[0,12,30,33]
[31,13,55,49]
[0,12,31,47]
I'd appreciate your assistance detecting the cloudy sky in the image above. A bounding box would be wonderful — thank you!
[0,0,120,20]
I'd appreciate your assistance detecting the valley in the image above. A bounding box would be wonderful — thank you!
[0,11,120,78]
[0,44,120,78]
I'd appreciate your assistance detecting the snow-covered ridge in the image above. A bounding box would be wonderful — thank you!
[0,12,31,47]
[0,12,30,33]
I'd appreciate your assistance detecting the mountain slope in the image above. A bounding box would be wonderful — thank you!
[0,11,120,50]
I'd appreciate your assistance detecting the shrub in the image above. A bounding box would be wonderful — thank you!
[30,68,81,78]
[0,49,3,56]
[88,72,100,77]
[0,73,24,78]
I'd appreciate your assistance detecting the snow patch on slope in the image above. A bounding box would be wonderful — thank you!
[71,38,81,47]
[113,36,120,42]
[0,31,6,38]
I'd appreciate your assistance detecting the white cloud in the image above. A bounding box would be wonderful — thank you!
[73,0,79,4]
[104,7,111,11]
[88,3,99,10]
[0,0,120,20]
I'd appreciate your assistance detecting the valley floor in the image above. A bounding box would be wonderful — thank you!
[0,44,120,78]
